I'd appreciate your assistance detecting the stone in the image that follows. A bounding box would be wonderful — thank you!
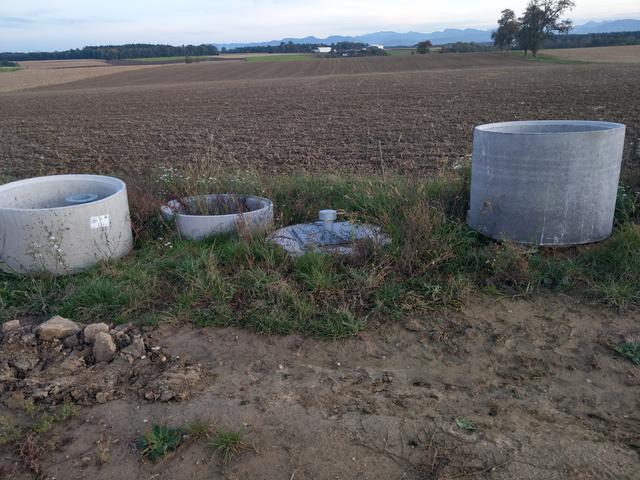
[0,362,16,383]
[93,332,117,363]
[83,323,110,344]
[2,320,20,335]
[121,335,145,358]
[404,318,425,332]
[160,390,174,402]
[31,388,49,400]
[20,333,37,346]
[112,331,131,349]
[64,335,79,348]
[95,391,109,404]
[10,357,39,375]
[3,391,25,410]
[37,316,81,341]
[59,353,85,372]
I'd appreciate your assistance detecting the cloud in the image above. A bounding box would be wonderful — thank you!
[2,0,639,51]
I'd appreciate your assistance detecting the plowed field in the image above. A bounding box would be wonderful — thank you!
[1,53,638,179]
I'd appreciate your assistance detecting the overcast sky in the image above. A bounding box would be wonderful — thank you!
[2,0,639,51]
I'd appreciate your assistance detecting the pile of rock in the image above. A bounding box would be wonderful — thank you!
[1,316,203,406]
[13,315,150,364]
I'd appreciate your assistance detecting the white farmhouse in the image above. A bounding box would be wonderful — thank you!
[314,47,332,53]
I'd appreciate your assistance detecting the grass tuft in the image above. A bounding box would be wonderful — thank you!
[135,424,184,463]
[615,341,640,365]
[211,429,251,465]
[455,417,478,432]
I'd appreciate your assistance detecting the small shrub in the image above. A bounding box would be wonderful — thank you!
[581,224,640,309]
[615,341,640,365]
[135,424,184,463]
[184,420,212,439]
[614,185,639,226]
[211,429,250,465]
[455,417,478,432]
[483,242,533,294]
[0,415,22,445]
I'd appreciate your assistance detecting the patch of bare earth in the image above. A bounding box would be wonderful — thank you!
[0,56,638,179]
[1,295,638,479]
[0,59,165,93]
[542,45,640,63]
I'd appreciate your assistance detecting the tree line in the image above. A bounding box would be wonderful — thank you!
[0,44,219,62]
[543,30,640,48]
[492,0,575,56]
[222,41,327,54]
[223,41,385,55]
[418,31,640,55]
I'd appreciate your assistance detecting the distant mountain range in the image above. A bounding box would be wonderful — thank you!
[213,19,640,48]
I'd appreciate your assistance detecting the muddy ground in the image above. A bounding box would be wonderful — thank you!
[1,294,638,479]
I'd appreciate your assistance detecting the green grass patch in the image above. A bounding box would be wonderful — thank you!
[0,66,20,72]
[511,51,592,64]
[615,341,640,365]
[1,169,638,337]
[131,55,214,62]
[136,424,184,462]
[386,48,416,56]
[245,54,316,63]
[1,401,78,447]
[455,416,478,432]
[211,429,251,465]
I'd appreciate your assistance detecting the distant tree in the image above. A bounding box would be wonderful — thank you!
[492,9,520,50]
[224,42,329,54]
[332,41,368,52]
[416,40,433,54]
[439,42,493,53]
[0,43,219,62]
[517,0,575,56]
[542,30,640,49]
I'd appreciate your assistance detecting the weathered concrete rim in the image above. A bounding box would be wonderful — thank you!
[0,174,126,212]
[475,120,626,135]
[163,194,273,220]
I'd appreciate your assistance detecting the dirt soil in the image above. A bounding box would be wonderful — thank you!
[543,45,640,63]
[1,294,638,479]
[0,54,638,179]
[0,60,164,94]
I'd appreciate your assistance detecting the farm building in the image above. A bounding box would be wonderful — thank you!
[314,47,332,53]
[370,44,385,50]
